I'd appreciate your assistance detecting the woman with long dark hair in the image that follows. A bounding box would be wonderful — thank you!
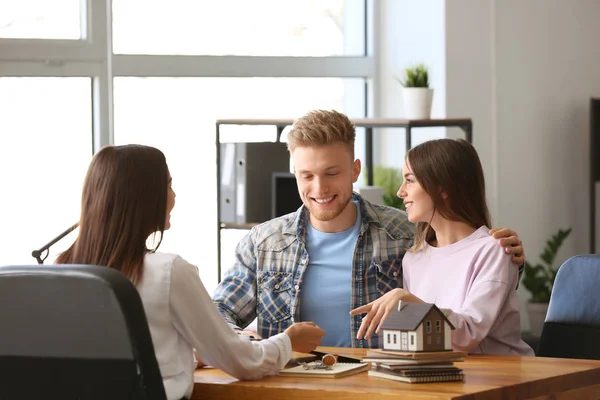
[57,144,324,399]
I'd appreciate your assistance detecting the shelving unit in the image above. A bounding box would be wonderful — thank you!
[215,118,473,281]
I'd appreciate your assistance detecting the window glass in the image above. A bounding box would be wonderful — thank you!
[0,0,82,39]
[0,78,92,267]
[112,0,365,56]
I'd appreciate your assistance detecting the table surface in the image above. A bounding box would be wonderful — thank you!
[192,346,600,400]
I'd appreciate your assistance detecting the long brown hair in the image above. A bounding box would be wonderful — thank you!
[407,139,491,251]
[56,144,169,285]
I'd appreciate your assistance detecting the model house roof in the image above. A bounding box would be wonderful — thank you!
[380,302,455,331]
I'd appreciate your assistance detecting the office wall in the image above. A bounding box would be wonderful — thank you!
[378,0,600,330]
[374,0,447,166]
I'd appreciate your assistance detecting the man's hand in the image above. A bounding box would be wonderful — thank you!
[349,289,423,340]
[490,228,525,266]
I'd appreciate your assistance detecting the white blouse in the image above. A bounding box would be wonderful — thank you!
[137,252,291,400]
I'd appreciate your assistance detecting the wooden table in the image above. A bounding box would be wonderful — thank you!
[192,347,600,400]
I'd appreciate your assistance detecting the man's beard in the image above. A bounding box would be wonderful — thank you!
[304,193,352,222]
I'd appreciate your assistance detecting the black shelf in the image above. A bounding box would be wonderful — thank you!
[215,118,473,282]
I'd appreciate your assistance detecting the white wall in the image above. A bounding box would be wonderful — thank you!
[375,0,447,167]
[378,0,600,330]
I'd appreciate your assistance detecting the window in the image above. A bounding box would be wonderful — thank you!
[387,333,390,343]
[0,78,92,266]
[0,1,372,294]
[393,334,397,344]
[436,320,441,333]
[0,0,83,39]
[410,335,414,346]
[112,0,366,56]
[436,336,441,345]
[426,320,432,333]
[427,336,431,345]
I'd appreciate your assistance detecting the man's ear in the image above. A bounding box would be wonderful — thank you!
[352,159,361,183]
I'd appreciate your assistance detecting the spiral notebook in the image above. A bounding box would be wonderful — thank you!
[279,362,369,378]
[368,369,465,383]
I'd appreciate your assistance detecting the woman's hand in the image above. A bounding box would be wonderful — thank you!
[349,288,423,340]
[284,321,326,353]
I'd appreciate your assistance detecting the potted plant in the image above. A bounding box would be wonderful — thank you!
[359,166,405,209]
[521,227,572,337]
[372,166,405,210]
[396,63,433,120]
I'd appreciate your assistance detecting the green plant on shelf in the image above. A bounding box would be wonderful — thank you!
[368,165,405,210]
[521,228,572,303]
[396,63,430,88]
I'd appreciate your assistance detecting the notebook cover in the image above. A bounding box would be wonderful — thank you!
[368,369,465,383]
[279,362,369,378]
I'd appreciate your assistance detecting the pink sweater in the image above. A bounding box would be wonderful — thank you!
[403,226,534,356]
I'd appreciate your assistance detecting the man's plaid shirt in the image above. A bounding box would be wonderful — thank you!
[213,193,415,348]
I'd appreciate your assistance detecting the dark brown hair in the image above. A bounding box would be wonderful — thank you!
[56,144,169,285]
[407,139,491,250]
[287,109,356,157]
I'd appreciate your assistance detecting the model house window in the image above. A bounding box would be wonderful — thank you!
[410,335,414,345]
[436,320,441,333]
[387,333,391,343]
[427,336,431,345]
[393,334,397,344]
[436,336,441,345]
[426,320,431,333]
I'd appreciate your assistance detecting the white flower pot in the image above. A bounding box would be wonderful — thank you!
[527,302,549,338]
[403,87,434,120]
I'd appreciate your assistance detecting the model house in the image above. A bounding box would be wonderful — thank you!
[379,302,454,352]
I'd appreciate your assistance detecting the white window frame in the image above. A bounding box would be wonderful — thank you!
[0,0,378,151]
[0,0,379,281]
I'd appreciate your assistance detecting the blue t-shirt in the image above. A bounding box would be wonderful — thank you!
[299,201,361,347]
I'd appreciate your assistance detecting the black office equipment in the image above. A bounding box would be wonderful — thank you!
[272,172,302,218]
[31,222,79,264]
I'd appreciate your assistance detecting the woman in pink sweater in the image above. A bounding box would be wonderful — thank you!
[351,139,533,356]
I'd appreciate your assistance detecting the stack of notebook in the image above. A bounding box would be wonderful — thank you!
[363,349,466,383]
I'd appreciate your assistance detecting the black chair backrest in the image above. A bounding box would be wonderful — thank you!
[537,255,600,360]
[0,264,166,400]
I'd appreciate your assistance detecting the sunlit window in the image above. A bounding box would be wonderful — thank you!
[0,0,82,39]
[113,0,365,56]
[0,78,91,267]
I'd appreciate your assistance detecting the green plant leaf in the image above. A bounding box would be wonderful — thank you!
[363,166,405,210]
[400,63,430,88]
[521,228,571,304]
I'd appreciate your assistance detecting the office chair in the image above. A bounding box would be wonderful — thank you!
[0,264,167,400]
[537,255,600,360]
